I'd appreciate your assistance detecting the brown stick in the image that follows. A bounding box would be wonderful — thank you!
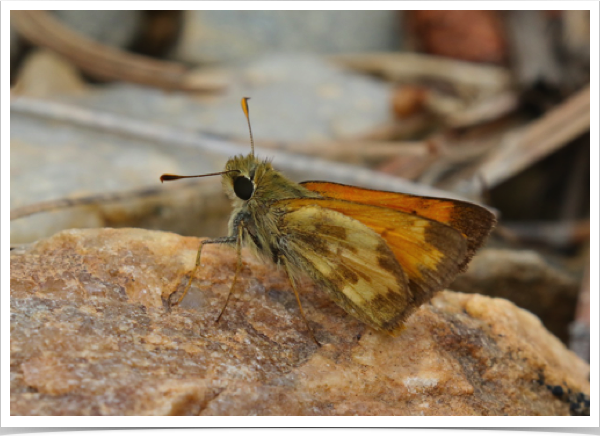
[11,185,173,221]
[476,85,590,188]
[330,52,511,94]
[11,10,219,92]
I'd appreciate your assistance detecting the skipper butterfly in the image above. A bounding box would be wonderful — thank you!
[161,98,496,345]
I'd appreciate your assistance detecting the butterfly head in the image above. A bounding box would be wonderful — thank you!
[160,97,260,199]
[160,97,301,205]
[222,154,264,202]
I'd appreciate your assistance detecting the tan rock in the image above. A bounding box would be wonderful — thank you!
[10,228,590,415]
[451,248,580,342]
[12,49,87,98]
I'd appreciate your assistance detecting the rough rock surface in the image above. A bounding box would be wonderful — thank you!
[10,228,590,415]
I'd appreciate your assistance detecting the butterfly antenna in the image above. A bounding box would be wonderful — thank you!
[160,169,239,183]
[241,97,254,156]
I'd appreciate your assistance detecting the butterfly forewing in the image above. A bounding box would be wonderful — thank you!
[301,181,495,270]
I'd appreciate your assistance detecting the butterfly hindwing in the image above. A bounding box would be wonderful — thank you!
[273,197,469,333]
[274,200,412,332]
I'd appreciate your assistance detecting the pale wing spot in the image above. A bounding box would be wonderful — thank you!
[343,225,383,252]
[342,280,378,305]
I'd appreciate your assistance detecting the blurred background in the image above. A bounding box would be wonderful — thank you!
[10,10,590,360]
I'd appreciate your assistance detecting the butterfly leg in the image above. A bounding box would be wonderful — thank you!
[171,235,236,306]
[216,223,244,323]
[280,255,321,347]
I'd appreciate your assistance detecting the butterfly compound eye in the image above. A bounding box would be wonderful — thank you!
[233,176,254,200]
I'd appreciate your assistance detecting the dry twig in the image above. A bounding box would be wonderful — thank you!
[11,185,167,221]
[331,52,511,95]
[11,10,224,92]
[476,85,590,189]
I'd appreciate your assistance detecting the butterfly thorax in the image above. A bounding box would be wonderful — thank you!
[221,154,321,263]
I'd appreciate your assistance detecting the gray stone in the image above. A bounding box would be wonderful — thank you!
[58,54,393,143]
[173,11,402,64]
[51,10,142,48]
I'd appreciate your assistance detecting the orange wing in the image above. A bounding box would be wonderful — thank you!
[301,181,496,271]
